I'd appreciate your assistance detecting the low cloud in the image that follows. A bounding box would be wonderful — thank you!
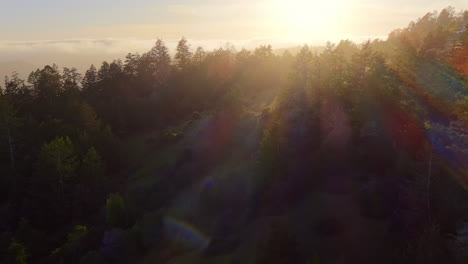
[0,36,386,79]
[0,39,155,57]
[0,39,162,79]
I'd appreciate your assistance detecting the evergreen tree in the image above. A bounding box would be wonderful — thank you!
[148,39,171,88]
[193,46,206,65]
[175,37,193,70]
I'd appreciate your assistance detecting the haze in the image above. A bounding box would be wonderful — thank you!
[0,0,467,78]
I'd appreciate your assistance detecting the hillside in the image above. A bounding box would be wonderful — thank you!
[1,7,468,264]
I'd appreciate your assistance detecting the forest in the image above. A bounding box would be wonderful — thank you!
[0,7,468,264]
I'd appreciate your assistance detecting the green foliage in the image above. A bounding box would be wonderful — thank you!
[67,225,88,244]
[50,225,88,263]
[12,219,48,261]
[75,102,101,132]
[39,136,77,174]
[7,240,28,264]
[106,193,127,228]
[1,8,468,264]
[33,136,80,220]
[38,137,78,190]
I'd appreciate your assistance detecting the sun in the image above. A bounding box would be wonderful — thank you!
[273,0,350,37]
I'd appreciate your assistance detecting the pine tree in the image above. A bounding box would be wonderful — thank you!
[193,46,206,65]
[175,37,192,70]
[81,65,98,97]
[148,39,171,88]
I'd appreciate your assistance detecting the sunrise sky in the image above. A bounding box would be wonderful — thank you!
[0,0,467,77]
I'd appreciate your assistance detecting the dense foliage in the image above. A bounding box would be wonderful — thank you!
[1,7,468,264]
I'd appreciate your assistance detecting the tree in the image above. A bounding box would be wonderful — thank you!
[4,72,26,97]
[0,95,18,174]
[205,46,237,84]
[75,103,101,132]
[61,68,82,113]
[148,39,171,88]
[0,94,22,204]
[451,24,468,75]
[293,45,314,88]
[193,46,206,65]
[175,37,192,70]
[80,147,104,186]
[37,137,78,200]
[351,40,375,91]
[27,65,63,119]
[253,45,274,60]
[236,48,251,65]
[30,65,62,100]
[335,40,359,61]
[62,67,81,92]
[108,60,123,78]
[7,240,28,264]
[123,53,141,77]
[97,62,110,82]
[50,225,88,263]
[436,7,455,27]
[81,65,99,101]
[82,65,97,88]
[105,193,127,228]
[25,137,80,228]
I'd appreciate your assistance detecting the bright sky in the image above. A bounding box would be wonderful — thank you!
[2,0,467,41]
[0,0,466,76]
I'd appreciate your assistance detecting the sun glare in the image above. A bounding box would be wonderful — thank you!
[274,0,349,37]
